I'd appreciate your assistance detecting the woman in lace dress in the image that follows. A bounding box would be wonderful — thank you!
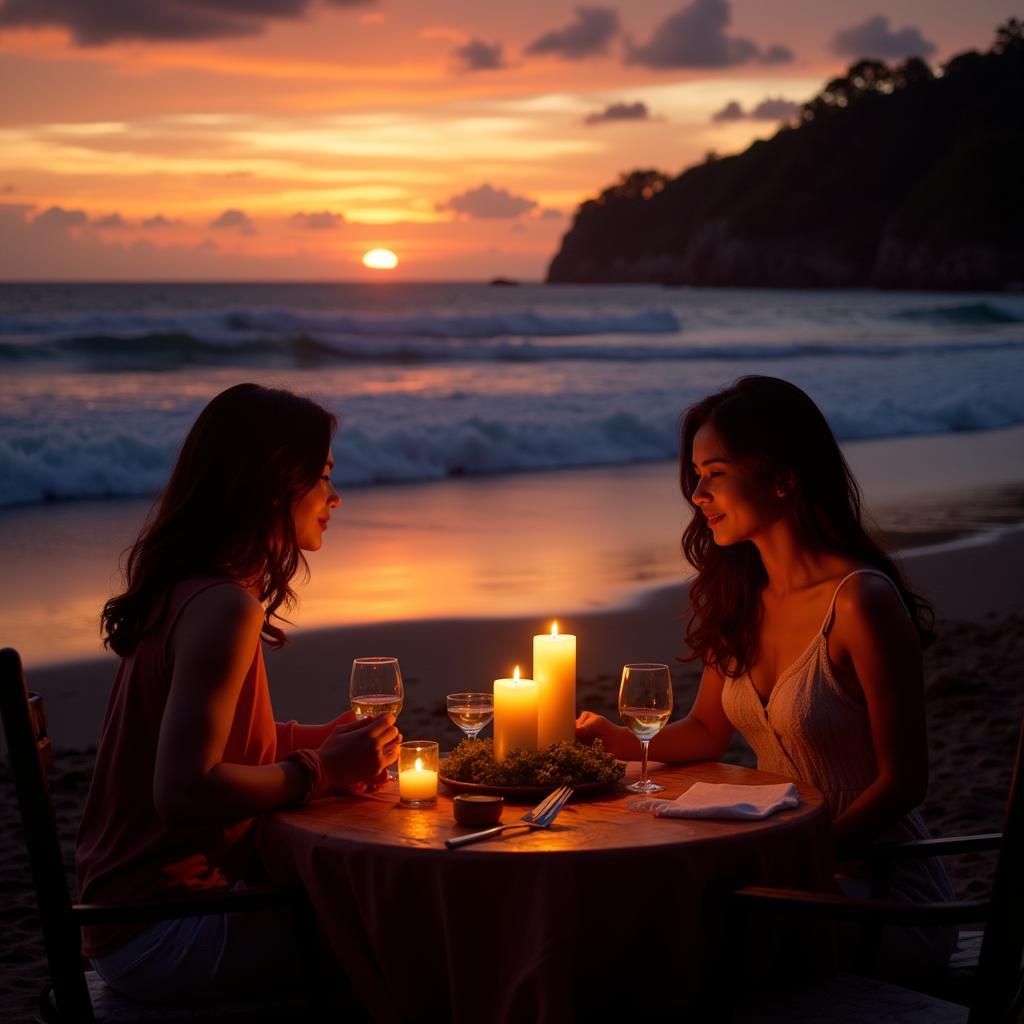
[577,375,955,974]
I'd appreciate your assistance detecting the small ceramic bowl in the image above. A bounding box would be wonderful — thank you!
[453,794,504,826]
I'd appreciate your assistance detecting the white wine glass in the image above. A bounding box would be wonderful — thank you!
[618,663,673,794]
[446,692,494,741]
[350,657,404,777]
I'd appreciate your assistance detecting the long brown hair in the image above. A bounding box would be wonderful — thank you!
[102,383,337,655]
[680,376,934,677]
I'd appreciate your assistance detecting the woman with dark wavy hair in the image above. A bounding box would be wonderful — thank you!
[77,383,400,1001]
[577,375,955,973]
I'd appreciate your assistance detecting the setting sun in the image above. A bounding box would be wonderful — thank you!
[362,248,398,270]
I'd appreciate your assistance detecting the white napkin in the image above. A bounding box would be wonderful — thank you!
[629,781,800,820]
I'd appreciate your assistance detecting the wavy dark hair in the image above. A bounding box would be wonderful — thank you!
[101,383,337,656]
[680,376,934,677]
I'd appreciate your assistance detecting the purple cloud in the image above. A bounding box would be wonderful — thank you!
[142,214,180,229]
[452,38,508,72]
[625,0,793,69]
[584,101,650,125]
[209,208,255,233]
[526,6,620,60]
[831,15,936,60]
[436,184,537,220]
[94,212,127,228]
[32,206,88,229]
[712,97,801,122]
[0,0,375,47]
[290,210,345,230]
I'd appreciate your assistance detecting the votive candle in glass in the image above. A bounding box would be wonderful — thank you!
[398,741,439,807]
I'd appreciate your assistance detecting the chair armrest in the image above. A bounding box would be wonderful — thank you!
[729,884,989,928]
[72,884,302,925]
[865,833,1002,863]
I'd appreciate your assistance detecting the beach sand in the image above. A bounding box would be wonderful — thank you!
[2,524,1022,1018]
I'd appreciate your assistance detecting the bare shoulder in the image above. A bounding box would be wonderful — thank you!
[832,570,916,643]
[174,582,264,643]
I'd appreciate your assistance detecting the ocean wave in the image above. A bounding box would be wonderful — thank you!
[4,386,1024,509]
[893,301,1024,325]
[2,328,1023,368]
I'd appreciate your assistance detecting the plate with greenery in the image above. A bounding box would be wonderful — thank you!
[439,738,625,798]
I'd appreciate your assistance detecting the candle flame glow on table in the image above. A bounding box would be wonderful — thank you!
[492,665,538,761]
[534,620,576,748]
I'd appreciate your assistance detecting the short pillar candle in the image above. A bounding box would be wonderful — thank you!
[493,667,538,761]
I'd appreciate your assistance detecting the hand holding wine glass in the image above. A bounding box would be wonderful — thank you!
[619,663,673,794]
[350,657,404,776]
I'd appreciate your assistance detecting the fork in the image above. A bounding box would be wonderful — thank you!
[444,785,573,849]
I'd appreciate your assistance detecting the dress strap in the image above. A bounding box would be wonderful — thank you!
[820,568,908,636]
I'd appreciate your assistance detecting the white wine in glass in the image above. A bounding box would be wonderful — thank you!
[619,663,673,794]
[349,657,404,719]
[350,657,404,776]
[446,692,494,741]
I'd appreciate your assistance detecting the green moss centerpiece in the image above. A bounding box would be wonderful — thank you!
[440,738,625,789]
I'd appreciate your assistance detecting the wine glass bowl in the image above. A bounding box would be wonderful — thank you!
[349,657,404,720]
[618,663,673,795]
[446,692,494,741]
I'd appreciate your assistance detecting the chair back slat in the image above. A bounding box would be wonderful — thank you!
[0,648,94,1022]
[29,691,55,778]
[970,715,1024,1024]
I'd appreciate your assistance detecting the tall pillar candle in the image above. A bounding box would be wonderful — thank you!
[533,622,576,747]
[493,667,538,761]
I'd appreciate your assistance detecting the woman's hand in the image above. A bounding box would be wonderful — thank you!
[317,714,401,792]
[575,711,635,758]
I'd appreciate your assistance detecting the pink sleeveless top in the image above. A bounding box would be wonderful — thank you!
[721,568,954,903]
[76,578,279,958]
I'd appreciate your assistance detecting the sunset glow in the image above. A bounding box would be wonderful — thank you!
[0,1,1012,280]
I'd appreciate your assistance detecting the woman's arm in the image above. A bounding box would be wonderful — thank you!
[275,711,355,758]
[576,664,735,762]
[827,574,929,859]
[153,585,397,825]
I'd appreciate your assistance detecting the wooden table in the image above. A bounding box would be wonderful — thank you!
[259,761,831,1023]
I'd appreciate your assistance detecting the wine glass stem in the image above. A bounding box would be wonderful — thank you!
[640,738,650,784]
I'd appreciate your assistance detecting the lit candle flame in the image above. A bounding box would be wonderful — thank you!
[551,621,559,638]
[513,665,520,681]
[415,757,423,772]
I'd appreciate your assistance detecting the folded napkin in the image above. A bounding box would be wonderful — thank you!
[629,781,800,820]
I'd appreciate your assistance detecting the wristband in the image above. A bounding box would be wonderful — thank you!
[284,748,325,803]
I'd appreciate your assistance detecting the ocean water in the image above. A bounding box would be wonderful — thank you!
[2,282,1024,509]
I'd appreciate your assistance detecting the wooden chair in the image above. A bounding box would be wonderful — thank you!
[721,716,1024,1023]
[0,646,328,1023]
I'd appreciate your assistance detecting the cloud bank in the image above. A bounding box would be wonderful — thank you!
[0,0,374,46]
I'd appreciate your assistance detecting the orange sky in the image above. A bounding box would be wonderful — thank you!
[0,0,1014,280]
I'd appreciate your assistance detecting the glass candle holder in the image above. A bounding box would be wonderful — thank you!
[398,740,439,808]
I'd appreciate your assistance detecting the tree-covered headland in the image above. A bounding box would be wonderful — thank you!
[547,20,1024,290]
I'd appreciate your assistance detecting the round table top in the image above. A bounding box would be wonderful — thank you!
[266,759,828,860]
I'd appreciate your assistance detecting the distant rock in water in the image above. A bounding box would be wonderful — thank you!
[547,21,1024,291]
[488,277,519,287]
